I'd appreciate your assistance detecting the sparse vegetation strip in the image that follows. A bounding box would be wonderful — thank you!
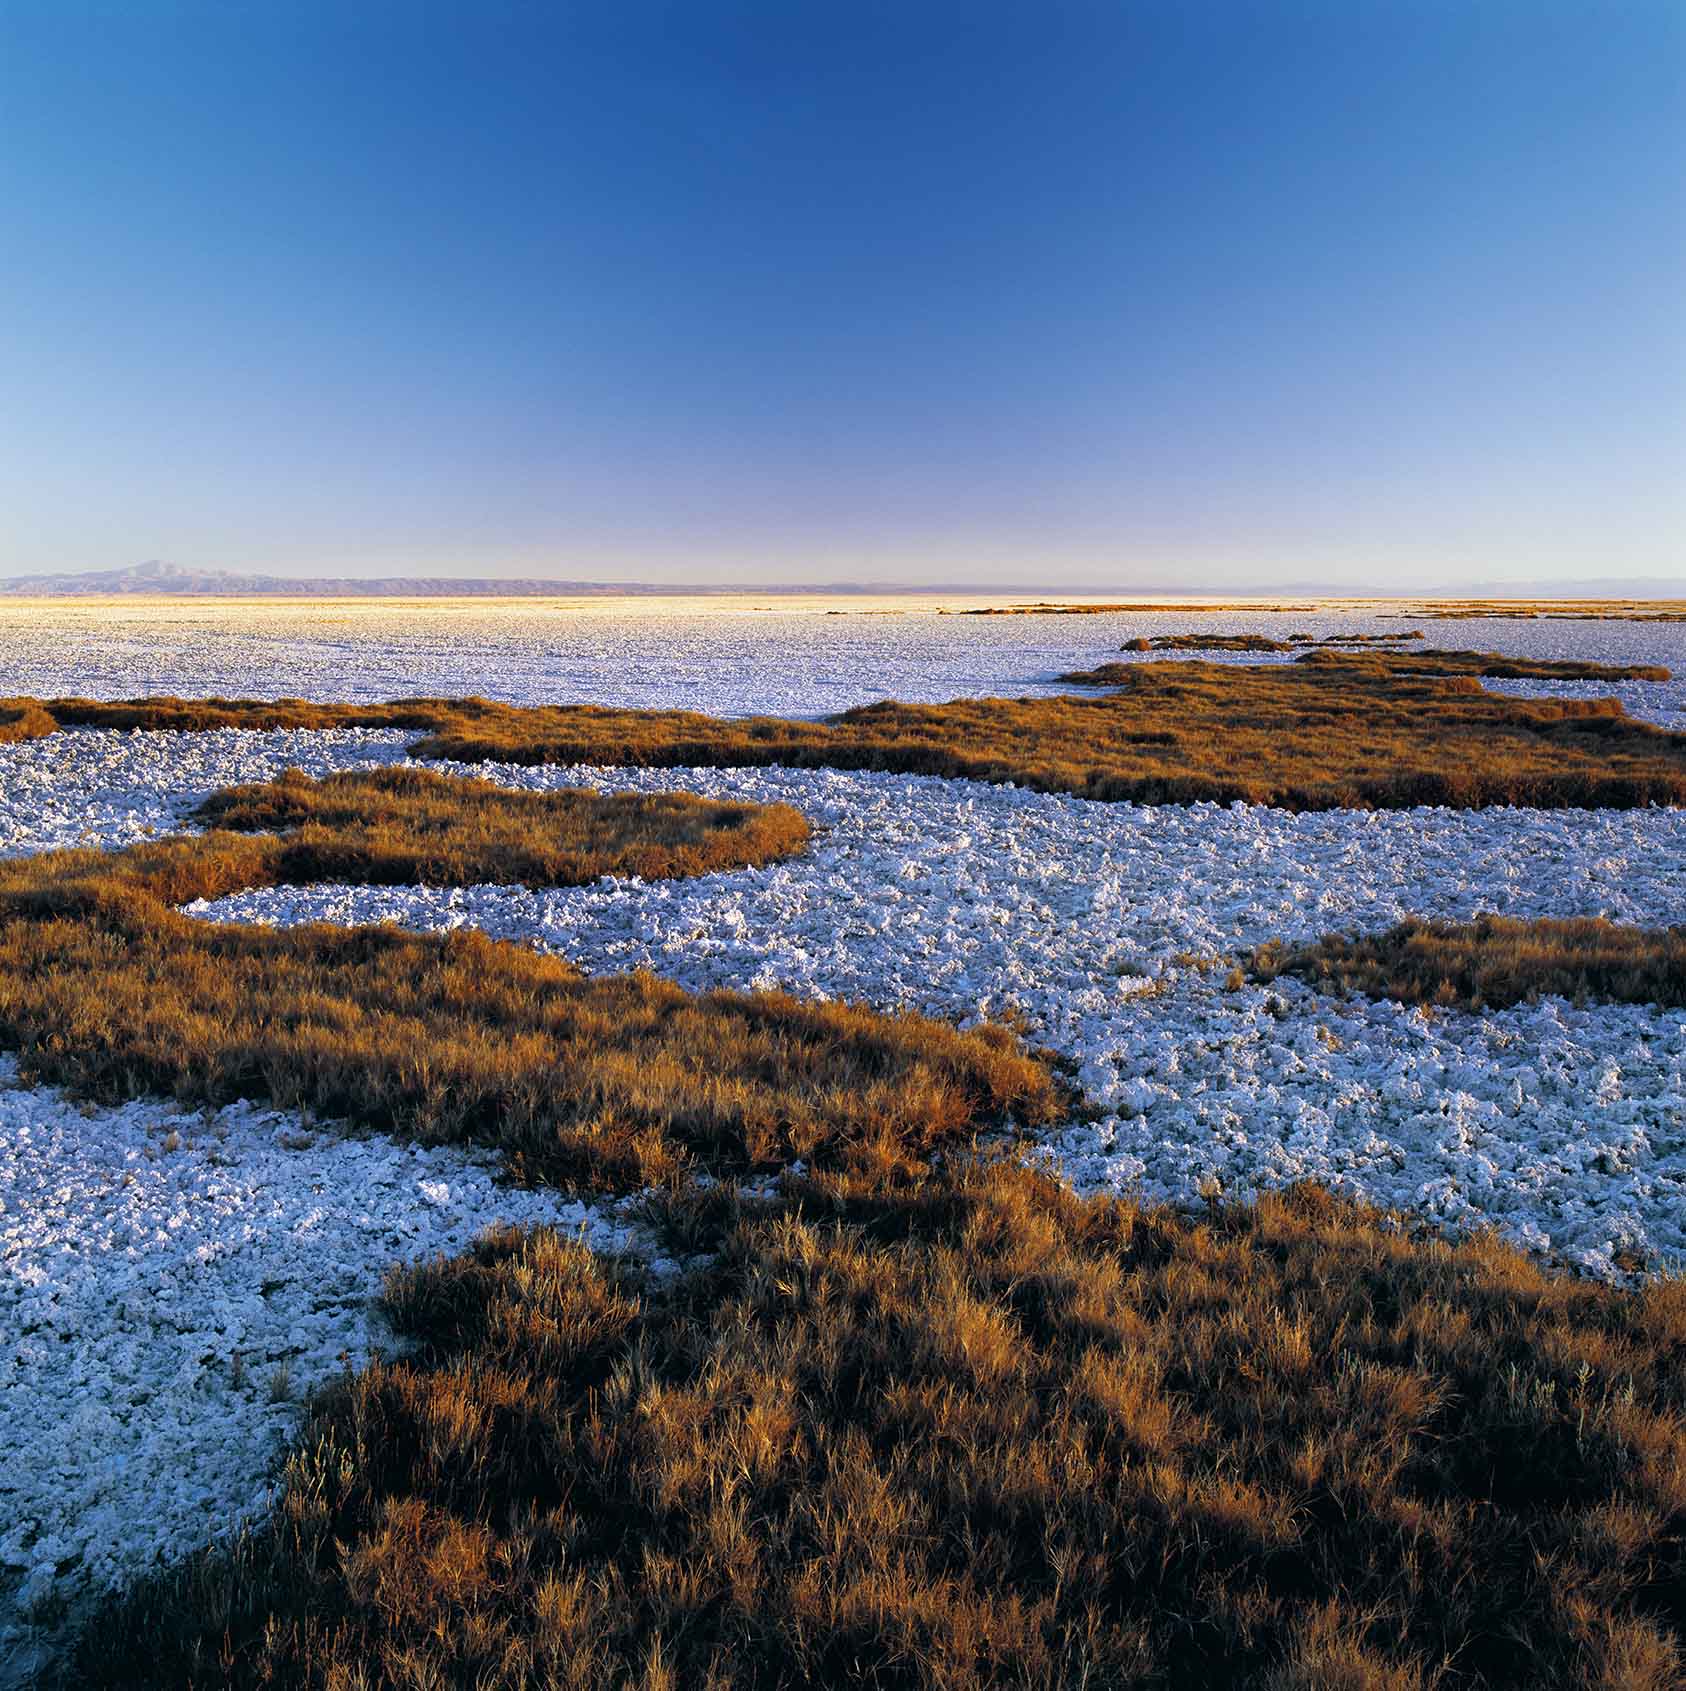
[1121,630,1423,653]
[8,647,1683,810]
[40,692,493,733]
[1296,647,1672,681]
[1251,915,1686,1012]
[955,600,1318,615]
[1122,632,1296,652]
[1381,600,1686,623]
[1068,647,1670,683]
[67,1160,1686,1689]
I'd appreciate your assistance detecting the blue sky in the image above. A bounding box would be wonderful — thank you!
[1,1,1680,587]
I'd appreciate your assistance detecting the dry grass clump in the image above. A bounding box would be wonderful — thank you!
[68,1161,1686,1689]
[1294,648,1672,682]
[1124,633,1296,652]
[0,698,56,744]
[194,766,809,888]
[1251,915,1686,1012]
[0,778,1052,1191]
[1121,632,1425,654]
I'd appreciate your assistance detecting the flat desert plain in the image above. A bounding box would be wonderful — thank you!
[2,595,1683,1685]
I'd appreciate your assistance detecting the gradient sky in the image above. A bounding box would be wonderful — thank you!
[1,1,1681,588]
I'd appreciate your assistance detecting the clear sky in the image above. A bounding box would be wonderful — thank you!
[1,0,1681,589]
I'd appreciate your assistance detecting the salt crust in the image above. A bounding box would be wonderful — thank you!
[0,603,1679,721]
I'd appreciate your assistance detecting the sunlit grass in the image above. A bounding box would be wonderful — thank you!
[0,698,56,743]
[65,1161,1686,1689]
[1064,647,1670,683]
[1251,915,1686,1012]
[1119,630,1422,653]
[195,765,810,887]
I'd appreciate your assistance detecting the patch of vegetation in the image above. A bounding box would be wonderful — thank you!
[1250,915,1686,1012]
[1122,633,1295,653]
[0,698,56,744]
[420,652,1677,812]
[1120,632,1425,654]
[1383,601,1686,623]
[40,693,470,732]
[408,659,1685,809]
[1293,648,1672,682]
[957,601,1317,615]
[0,777,1054,1191]
[1066,648,1670,686]
[194,766,810,888]
[11,650,1684,810]
[66,1161,1686,1689]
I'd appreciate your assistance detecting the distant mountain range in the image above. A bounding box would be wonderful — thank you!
[0,560,741,597]
[0,560,1680,600]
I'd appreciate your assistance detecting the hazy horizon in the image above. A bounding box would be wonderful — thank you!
[3,2,1681,590]
[4,558,1685,599]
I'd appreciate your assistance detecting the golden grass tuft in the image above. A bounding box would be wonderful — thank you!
[0,773,1054,1191]
[66,1161,1686,1688]
[0,698,57,744]
[194,765,810,888]
[1250,916,1686,1012]
[1123,633,1298,652]
[1122,632,1425,653]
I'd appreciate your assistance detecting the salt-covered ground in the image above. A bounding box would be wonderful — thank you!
[0,726,410,858]
[0,609,1682,1674]
[1,597,1681,721]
